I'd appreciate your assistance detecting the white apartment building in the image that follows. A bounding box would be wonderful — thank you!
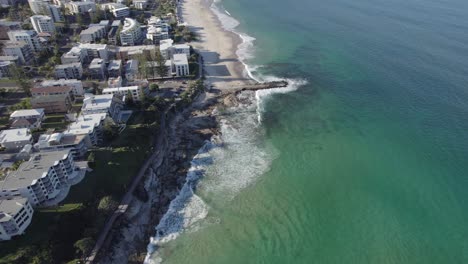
[172,53,189,76]
[67,1,96,14]
[7,30,42,53]
[9,109,45,129]
[133,0,147,9]
[36,132,90,157]
[125,59,139,81]
[81,94,124,121]
[61,47,87,64]
[80,25,106,43]
[159,39,173,59]
[89,58,106,80]
[107,60,122,78]
[103,86,144,102]
[28,0,63,22]
[100,3,129,18]
[172,44,190,57]
[55,63,83,79]
[0,150,80,207]
[65,113,107,145]
[3,41,33,64]
[39,79,85,96]
[30,15,55,35]
[0,128,33,151]
[78,43,109,62]
[119,18,142,46]
[0,198,34,241]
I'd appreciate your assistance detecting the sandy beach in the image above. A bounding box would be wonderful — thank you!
[180,0,252,88]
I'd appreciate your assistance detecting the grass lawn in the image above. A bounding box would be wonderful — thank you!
[0,111,157,264]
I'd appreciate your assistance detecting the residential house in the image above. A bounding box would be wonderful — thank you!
[9,109,45,129]
[31,94,73,114]
[35,132,90,157]
[38,79,84,96]
[0,20,21,40]
[0,128,33,151]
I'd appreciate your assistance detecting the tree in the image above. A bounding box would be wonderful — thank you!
[154,50,169,78]
[97,196,118,214]
[125,90,134,106]
[149,83,159,92]
[87,152,96,168]
[10,65,32,95]
[74,237,95,258]
[102,122,118,141]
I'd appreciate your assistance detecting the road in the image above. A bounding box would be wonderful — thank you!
[85,112,169,264]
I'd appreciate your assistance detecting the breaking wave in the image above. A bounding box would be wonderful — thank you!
[145,1,307,263]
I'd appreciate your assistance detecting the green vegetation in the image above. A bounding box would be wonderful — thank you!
[0,111,158,264]
[9,98,31,112]
[10,66,32,95]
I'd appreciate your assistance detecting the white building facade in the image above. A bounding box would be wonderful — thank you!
[0,198,34,241]
[30,15,55,35]
[119,18,142,46]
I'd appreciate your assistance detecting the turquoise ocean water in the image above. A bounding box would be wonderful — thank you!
[146,0,468,263]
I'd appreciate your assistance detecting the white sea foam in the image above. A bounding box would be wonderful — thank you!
[145,1,307,263]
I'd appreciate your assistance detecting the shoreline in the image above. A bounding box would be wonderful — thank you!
[97,0,264,262]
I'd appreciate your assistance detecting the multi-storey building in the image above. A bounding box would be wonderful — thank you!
[67,1,96,14]
[81,94,124,121]
[65,113,107,145]
[38,79,84,96]
[30,15,55,35]
[0,20,21,40]
[103,86,144,102]
[77,43,109,62]
[61,47,88,64]
[7,30,43,53]
[172,53,190,76]
[0,150,80,207]
[0,128,33,151]
[9,109,45,129]
[80,25,106,43]
[119,18,142,46]
[0,198,34,241]
[3,41,33,64]
[107,60,122,78]
[88,58,106,80]
[55,63,83,79]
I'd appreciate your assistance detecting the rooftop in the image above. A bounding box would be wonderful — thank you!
[80,25,105,35]
[66,113,107,135]
[0,198,28,223]
[0,56,19,61]
[173,53,188,65]
[102,86,139,93]
[82,94,115,111]
[117,45,155,55]
[122,18,139,33]
[56,63,81,69]
[107,60,122,71]
[89,58,105,69]
[40,79,82,86]
[10,109,44,119]
[0,128,31,144]
[0,150,71,190]
[36,132,86,148]
[125,59,139,72]
[31,86,72,95]
[159,39,174,51]
[4,41,29,49]
[78,43,107,50]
